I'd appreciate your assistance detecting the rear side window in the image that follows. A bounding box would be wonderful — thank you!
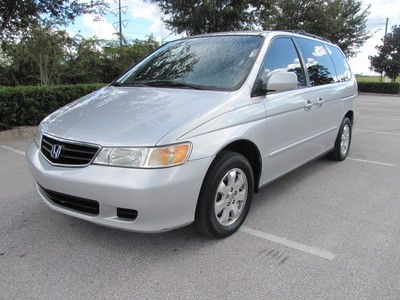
[326,45,352,82]
[294,38,337,86]
[258,37,307,87]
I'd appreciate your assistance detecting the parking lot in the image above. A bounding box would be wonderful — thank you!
[1,94,400,299]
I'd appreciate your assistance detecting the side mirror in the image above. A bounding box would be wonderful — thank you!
[267,71,298,93]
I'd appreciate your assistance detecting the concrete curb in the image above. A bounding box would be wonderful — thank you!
[0,126,37,142]
[0,92,396,142]
[359,92,400,97]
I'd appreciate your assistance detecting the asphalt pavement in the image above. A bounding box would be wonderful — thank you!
[1,94,400,299]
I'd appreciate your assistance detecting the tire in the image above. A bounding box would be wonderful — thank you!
[327,117,352,161]
[194,151,254,238]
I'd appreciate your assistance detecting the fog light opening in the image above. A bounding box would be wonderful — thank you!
[117,207,138,221]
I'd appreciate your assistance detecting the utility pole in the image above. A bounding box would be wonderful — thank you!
[118,0,122,47]
[381,17,389,82]
[384,17,389,43]
[111,0,128,47]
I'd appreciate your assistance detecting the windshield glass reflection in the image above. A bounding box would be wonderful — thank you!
[116,36,263,91]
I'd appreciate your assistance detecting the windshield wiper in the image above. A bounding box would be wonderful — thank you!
[110,82,150,87]
[138,80,206,90]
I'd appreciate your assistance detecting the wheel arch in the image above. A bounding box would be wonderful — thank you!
[214,139,262,192]
[345,110,354,124]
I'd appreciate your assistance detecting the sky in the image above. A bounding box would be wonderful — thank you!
[68,0,400,75]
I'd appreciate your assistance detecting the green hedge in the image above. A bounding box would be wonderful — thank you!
[357,82,400,94]
[0,83,105,130]
[1,81,398,131]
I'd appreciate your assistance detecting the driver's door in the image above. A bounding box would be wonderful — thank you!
[257,37,319,184]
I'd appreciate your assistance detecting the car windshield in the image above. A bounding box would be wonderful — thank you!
[114,35,263,91]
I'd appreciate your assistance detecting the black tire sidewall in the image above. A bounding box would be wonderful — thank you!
[336,117,352,160]
[196,152,254,238]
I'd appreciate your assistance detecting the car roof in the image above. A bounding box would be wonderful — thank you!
[188,30,337,47]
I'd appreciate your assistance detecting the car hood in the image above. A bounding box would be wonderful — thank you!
[41,86,231,146]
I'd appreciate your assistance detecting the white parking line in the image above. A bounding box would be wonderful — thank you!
[0,145,25,156]
[0,142,393,260]
[240,226,336,260]
[359,115,400,122]
[359,108,400,114]
[347,157,396,167]
[355,128,400,136]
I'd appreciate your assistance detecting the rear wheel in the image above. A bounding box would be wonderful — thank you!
[327,117,352,161]
[195,151,254,238]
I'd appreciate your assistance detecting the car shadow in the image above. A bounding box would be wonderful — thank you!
[249,157,337,214]
[5,157,337,262]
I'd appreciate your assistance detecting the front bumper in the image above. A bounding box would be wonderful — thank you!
[26,142,213,233]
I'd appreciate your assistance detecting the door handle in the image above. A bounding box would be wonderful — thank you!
[316,97,324,107]
[304,100,313,110]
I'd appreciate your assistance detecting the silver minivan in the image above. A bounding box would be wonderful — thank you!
[26,31,357,238]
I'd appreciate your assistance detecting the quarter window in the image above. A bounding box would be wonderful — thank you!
[326,45,352,82]
[257,37,307,90]
[294,38,337,86]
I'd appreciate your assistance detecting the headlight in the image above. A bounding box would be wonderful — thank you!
[33,125,42,147]
[93,142,191,168]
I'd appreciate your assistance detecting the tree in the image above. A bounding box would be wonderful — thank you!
[149,0,256,35]
[0,0,108,41]
[22,26,73,84]
[99,36,160,82]
[1,25,73,85]
[0,30,160,86]
[253,0,370,56]
[370,26,400,83]
[60,36,105,84]
[150,0,370,56]
[0,42,38,85]
[60,35,160,83]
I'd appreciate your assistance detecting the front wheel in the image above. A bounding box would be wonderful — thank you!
[327,117,352,161]
[194,151,254,238]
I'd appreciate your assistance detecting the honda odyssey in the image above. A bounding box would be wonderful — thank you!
[26,31,357,238]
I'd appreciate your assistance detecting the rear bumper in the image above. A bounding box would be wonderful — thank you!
[26,142,213,233]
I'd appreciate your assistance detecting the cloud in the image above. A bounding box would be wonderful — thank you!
[128,0,159,20]
[348,0,400,75]
[66,0,179,42]
[348,29,384,75]
[70,0,399,75]
[81,15,116,40]
[365,0,400,23]
[124,0,181,41]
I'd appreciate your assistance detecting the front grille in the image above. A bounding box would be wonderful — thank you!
[39,186,99,215]
[41,134,99,166]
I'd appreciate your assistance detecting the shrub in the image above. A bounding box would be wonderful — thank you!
[357,82,400,94]
[0,83,105,130]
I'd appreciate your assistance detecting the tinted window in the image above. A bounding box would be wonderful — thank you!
[258,37,306,88]
[295,38,337,86]
[327,45,351,82]
[116,36,263,91]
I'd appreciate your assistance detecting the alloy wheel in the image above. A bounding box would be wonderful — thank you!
[214,168,248,226]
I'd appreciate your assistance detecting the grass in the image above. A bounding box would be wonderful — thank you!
[356,75,398,83]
